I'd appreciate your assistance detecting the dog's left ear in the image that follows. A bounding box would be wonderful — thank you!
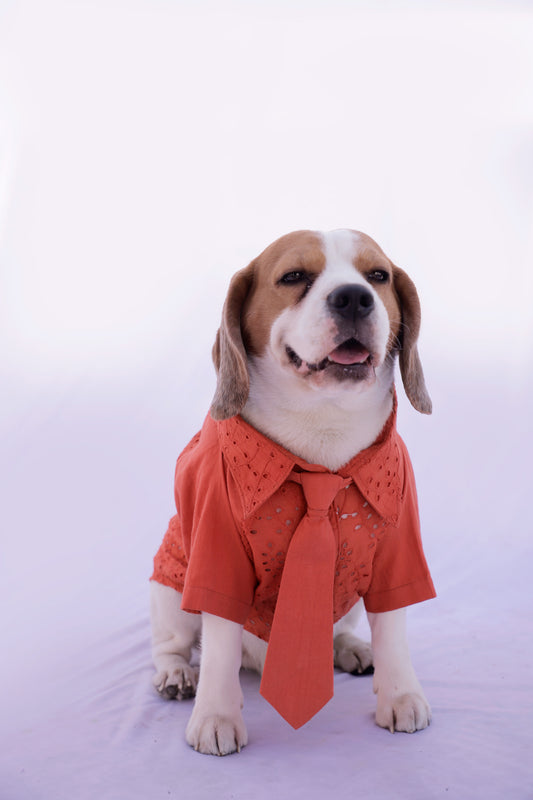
[392,265,432,414]
[210,263,255,421]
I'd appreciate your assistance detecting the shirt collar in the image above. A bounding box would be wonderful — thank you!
[216,394,402,524]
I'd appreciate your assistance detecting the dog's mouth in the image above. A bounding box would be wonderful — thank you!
[285,338,375,380]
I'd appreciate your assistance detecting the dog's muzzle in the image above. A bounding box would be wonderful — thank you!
[284,283,379,382]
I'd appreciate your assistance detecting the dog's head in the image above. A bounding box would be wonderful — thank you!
[210,229,431,420]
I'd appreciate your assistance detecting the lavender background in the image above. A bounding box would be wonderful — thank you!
[1,1,532,798]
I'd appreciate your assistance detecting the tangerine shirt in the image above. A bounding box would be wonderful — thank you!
[151,404,436,641]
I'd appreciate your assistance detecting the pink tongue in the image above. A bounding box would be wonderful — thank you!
[328,342,370,365]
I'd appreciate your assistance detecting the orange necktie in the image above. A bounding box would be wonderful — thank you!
[260,470,350,729]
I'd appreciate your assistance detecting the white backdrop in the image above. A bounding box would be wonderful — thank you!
[1,1,532,798]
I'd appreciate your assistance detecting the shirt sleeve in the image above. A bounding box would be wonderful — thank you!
[151,513,189,592]
[363,440,436,613]
[174,421,256,625]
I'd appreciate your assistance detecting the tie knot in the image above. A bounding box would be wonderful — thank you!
[294,471,350,517]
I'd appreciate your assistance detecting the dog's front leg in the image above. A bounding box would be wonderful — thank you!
[367,608,431,733]
[185,612,248,756]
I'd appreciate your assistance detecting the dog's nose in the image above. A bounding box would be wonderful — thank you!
[326,284,374,320]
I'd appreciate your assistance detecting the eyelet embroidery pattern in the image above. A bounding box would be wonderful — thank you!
[215,412,404,641]
[242,479,392,639]
[155,514,188,589]
[220,417,295,517]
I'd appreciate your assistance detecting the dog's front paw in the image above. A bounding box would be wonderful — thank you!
[185,709,248,756]
[375,691,431,733]
[153,659,199,701]
[334,632,374,675]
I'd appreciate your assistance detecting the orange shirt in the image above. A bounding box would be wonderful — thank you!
[151,404,436,641]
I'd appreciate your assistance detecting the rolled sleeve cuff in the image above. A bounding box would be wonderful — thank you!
[181,585,252,626]
[363,574,436,614]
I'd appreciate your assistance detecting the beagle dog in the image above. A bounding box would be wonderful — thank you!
[150,229,433,756]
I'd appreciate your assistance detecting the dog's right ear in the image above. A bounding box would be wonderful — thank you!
[210,263,255,421]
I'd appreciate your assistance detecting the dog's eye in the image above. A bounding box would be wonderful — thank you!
[279,271,308,285]
[367,269,389,284]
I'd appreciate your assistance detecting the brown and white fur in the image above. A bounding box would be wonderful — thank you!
[150,229,432,756]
